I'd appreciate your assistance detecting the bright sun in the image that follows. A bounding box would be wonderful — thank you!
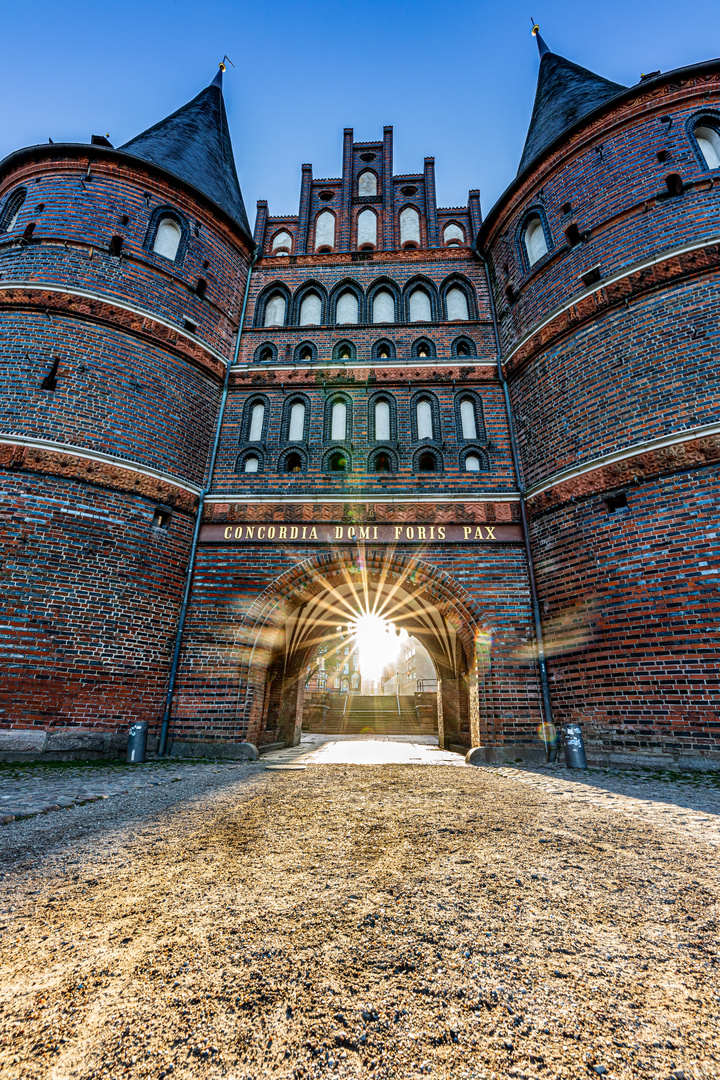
[352,612,408,684]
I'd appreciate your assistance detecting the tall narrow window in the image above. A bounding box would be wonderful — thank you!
[372,289,395,323]
[264,293,286,327]
[249,403,265,442]
[358,171,377,196]
[443,223,465,246]
[694,125,720,169]
[524,216,548,266]
[357,208,377,248]
[299,292,322,325]
[409,289,432,322]
[271,230,292,254]
[375,400,390,441]
[336,291,359,324]
[244,455,259,473]
[315,210,335,250]
[153,216,182,260]
[446,287,469,321]
[460,399,477,440]
[400,207,421,246]
[288,402,305,442]
[416,400,433,440]
[331,401,347,441]
[0,189,26,232]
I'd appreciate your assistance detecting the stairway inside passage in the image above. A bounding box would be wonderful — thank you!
[302,693,437,735]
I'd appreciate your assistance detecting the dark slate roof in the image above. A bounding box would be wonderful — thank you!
[518,34,627,174]
[119,70,251,237]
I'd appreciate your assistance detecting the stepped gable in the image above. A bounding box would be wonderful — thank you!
[119,68,251,238]
[518,28,627,174]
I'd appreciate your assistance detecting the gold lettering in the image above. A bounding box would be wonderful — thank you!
[290,526,299,539]
[258,526,265,539]
[279,526,287,539]
[430,526,435,539]
[234,526,243,539]
[267,526,276,539]
[335,526,344,539]
[246,526,254,539]
[438,526,446,540]
[309,526,318,539]
[418,526,426,540]
[474,526,483,540]
[394,526,403,539]
[224,526,232,539]
[302,526,307,539]
[348,526,356,540]
[485,526,496,540]
[463,526,472,540]
[406,526,414,539]
[373,526,378,539]
[359,525,370,539]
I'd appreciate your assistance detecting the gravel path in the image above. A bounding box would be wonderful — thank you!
[0,750,718,1080]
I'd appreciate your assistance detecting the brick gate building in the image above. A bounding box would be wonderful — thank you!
[1,31,719,766]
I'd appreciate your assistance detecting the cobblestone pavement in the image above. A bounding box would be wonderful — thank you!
[0,741,719,1079]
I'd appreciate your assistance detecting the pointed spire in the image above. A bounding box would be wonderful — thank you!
[518,27,627,174]
[119,67,250,238]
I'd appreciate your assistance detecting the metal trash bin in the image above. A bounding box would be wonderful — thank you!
[126,721,149,764]
[562,723,588,769]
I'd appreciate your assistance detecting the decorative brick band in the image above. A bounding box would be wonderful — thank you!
[504,236,720,377]
[0,435,201,512]
[0,282,229,380]
[526,424,720,515]
[204,498,520,523]
[230,363,496,387]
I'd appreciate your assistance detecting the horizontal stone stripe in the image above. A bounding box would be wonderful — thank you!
[0,435,201,511]
[0,282,229,379]
[231,360,496,375]
[526,425,720,514]
[504,235,720,375]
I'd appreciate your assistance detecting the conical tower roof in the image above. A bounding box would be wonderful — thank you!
[518,30,627,174]
[120,69,251,237]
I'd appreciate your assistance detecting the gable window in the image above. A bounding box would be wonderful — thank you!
[357,208,377,248]
[243,455,259,473]
[336,291,359,324]
[416,399,434,440]
[153,216,182,260]
[375,400,390,441]
[331,401,347,441]
[358,171,377,196]
[409,288,432,322]
[248,402,265,442]
[299,292,322,325]
[446,286,469,321]
[694,124,720,169]
[460,399,477,440]
[0,188,26,232]
[523,215,548,267]
[264,293,286,327]
[288,402,306,442]
[400,206,421,246]
[315,210,335,250]
[444,222,465,246]
[372,289,395,323]
[271,229,292,255]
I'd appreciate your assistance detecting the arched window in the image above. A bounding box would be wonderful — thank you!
[336,291,359,324]
[333,340,355,361]
[460,399,477,440]
[248,402,265,442]
[271,230,292,254]
[372,289,395,323]
[284,451,303,473]
[299,292,322,325]
[357,208,377,248]
[446,286,470,321]
[264,293,286,327]
[315,211,335,250]
[351,672,360,689]
[375,400,390,441]
[373,340,395,360]
[409,289,432,322]
[444,223,465,246]
[400,207,421,246]
[288,402,306,442]
[244,455,259,473]
[524,216,548,267]
[694,125,720,169]
[331,401,347,441]
[329,450,348,472]
[153,216,182,261]
[417,451,436,472]
[465,454,480,472]
[358,171,377,196]
[0,188,26,232]
[416,400,434,441]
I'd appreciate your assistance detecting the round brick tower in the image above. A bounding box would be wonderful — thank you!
[0,69,254,757]
[479,31,720,767]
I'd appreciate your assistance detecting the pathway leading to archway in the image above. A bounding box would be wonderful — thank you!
[1,745,719,1079]
[264,733,466,767]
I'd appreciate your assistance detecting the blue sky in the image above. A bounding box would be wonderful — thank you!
[1,1,718,224]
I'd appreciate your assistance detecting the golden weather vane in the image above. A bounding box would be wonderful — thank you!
[219,54,235,73]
